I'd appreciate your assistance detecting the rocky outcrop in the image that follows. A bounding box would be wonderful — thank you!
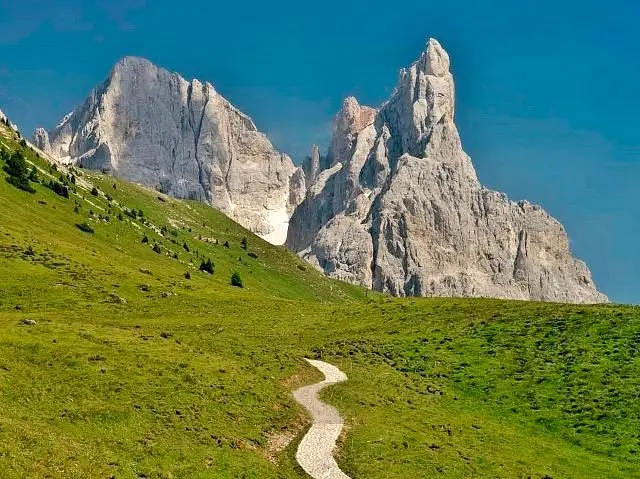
[34,57,303,244]
[287,39,607,303]
[0,109,18,131]
[33,128,50,152]
[302,144,322,187]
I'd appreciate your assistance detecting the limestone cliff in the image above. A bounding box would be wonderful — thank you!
[34,57,303,244]
[287,39,607,303]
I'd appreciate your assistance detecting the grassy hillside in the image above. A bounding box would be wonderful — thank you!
[0,120,639,478]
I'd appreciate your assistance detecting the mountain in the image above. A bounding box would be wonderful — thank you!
[287,39,607,303]
[33,56,305,244]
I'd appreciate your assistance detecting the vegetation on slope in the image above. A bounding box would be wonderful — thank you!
[0,119,638,479]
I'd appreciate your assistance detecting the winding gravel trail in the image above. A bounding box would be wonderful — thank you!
[293,359,351,479]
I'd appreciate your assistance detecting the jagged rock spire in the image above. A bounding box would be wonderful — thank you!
[287,38,607,303]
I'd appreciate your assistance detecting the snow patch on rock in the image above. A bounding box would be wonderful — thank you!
[260,205,290,245]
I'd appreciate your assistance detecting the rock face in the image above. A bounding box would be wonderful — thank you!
[287,39,607,303]
[34,57,302,244]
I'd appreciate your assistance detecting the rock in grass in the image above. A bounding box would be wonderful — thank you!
[20,319,36,326]
[107,293,127,304]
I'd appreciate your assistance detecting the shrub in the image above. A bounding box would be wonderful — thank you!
[117,212,124,221]
[24,245,35,256]
[124,208,137,219]
[74,206,79,214]
[223,241,230,249]
[231,272,244,288]
[4,152,35,193]
[4,153,28,178]
[142,235,149,244]
[183,242,190,252]
[199,259,215,275]
[152,243,162,254]
[7,175,35,193]
[241,237,248,250]
[91,187,99,196]
[248,252,258,259]
[28,167,38,183]
[47,180,69,198]
[76,222,94,234]
[184,271,191,280]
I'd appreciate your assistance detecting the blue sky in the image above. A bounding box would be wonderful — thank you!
[1,0,638,303]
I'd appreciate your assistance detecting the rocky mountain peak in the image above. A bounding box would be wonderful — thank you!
[335,97,377,138]
[287,38,607,303]
[33,57,303,244]
[112,56,155,74]
[422,38,451,77]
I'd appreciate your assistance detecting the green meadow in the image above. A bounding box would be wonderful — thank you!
[0,121,638,478]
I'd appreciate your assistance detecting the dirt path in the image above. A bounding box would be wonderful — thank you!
[293,359,351,479]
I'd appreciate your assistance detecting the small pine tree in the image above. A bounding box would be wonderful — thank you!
[28,167,38,183]
[230,272,244,288]
[4,152,28,178]
[153,243,162,254]
[223,241,230,249]
[240,237,248,250]
[4,152,35,193]
[183,242,190,252]
[142,235,149,244]
[74,206,79,214]
[91,187,99,197]
[117,212,124,221]
[199,258,215,274]
[184,271,191,280]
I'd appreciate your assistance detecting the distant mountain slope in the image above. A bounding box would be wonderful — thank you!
[287,39,607,304]
[33,57,305,245]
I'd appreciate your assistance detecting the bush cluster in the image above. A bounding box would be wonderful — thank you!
[199,258,215,274]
